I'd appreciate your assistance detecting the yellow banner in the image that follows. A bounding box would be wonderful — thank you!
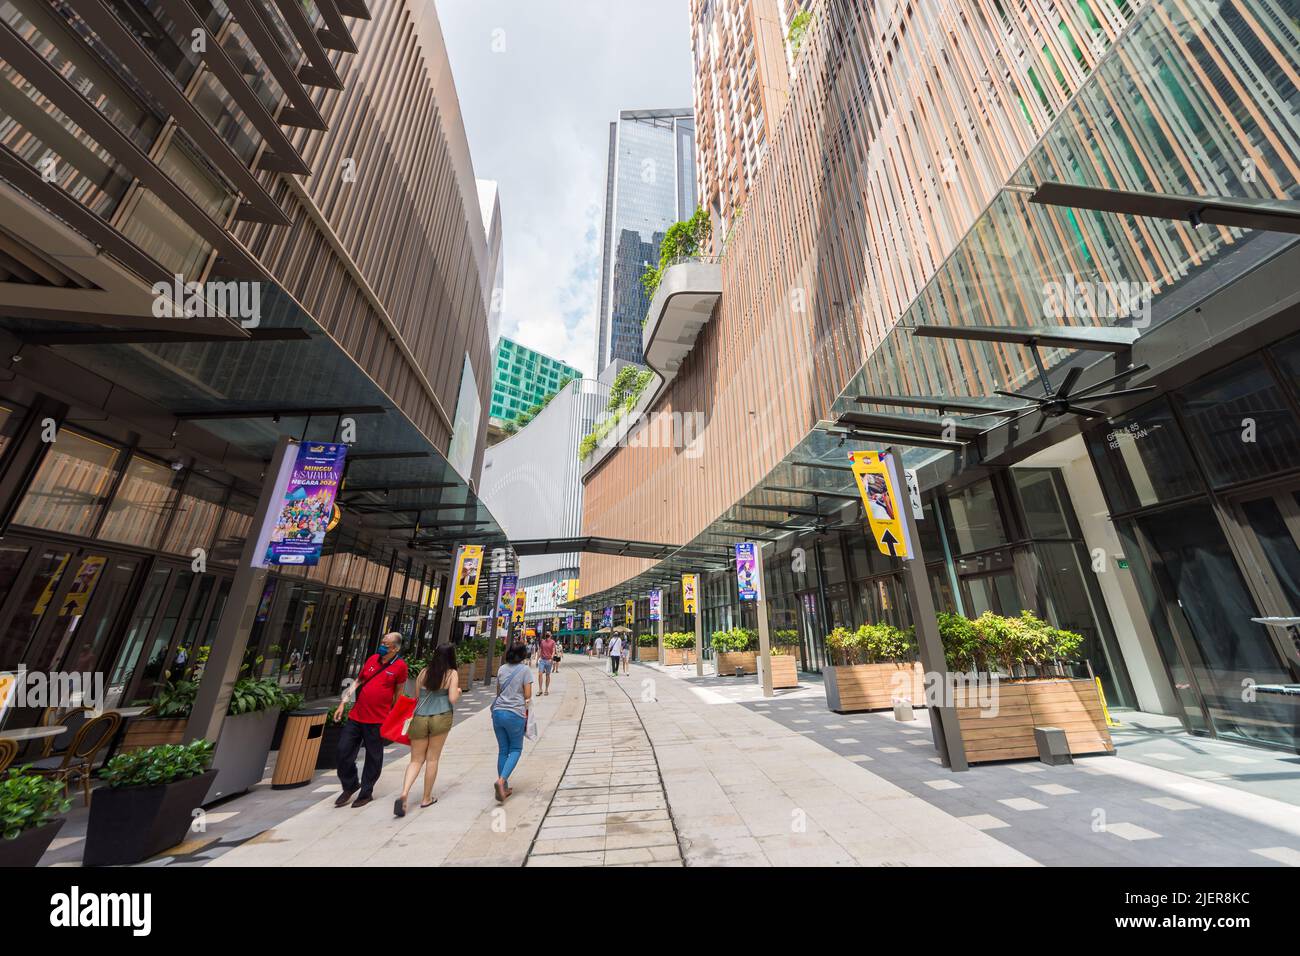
[568,579,580,602]
[682,574,698,614]
[624,599,634,626]
[452,544,484,606]
[0,671,16,724]
[512,590,527,623]
[583,611,592,630]
[850,451,909,559]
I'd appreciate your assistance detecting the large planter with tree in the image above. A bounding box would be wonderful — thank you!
[762,644,800,689]
[941,611,1113,762]
[203,679,288,804]
[713,627,759,675]
[636,634,658,662]
[822,624,926,713]
[84,740,217,867]
[662,631,696,666]
[0,768,71,866]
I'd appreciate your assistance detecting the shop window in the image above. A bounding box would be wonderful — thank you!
[212,491,256,564]
[99,455,182,549]
[0,403,25,463]
[162,472,228,556]
[1173,355,1300,488]
[941,478,1009,553]
[1012,468,1076,539]
[0,545,38,669]
[1269,333,1300,401]
[13,430,121,537]
[1085,398,1202,513]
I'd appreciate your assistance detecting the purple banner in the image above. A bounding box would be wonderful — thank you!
[649,589,662,621]
[264,442,347,566]
[735,542,759,601]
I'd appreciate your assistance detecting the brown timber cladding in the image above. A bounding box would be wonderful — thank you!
[233,0,492,467]
[579,0,1144,596]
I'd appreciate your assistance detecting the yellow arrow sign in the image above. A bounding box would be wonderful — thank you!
[850,451,909,559]
[453,544,484,606]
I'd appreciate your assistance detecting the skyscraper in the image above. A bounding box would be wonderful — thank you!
[595,108,698,376]
[691,0,808,245]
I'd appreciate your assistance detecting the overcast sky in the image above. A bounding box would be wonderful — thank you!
[436,0,694,378]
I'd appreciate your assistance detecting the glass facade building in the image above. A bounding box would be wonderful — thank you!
[595,108,698,375]
[579,0,1300,754]
[489,337,583,424]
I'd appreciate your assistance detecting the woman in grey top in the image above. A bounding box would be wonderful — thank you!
[396,644,460,817]
[490,643,533,802]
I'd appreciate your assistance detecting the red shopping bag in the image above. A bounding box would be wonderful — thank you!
[380,695,417,746]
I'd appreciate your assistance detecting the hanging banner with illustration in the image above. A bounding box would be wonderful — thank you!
[583,611,592,631]
[566,615,575,631]
[513,589,527,623]
[495,575,518,632]
[734,542,760,601]
[682,574,698,614]
[850,450,910,560]
[452,544,485,606]
[602,606,613,629]
[623,599,633,626]
[649,589,662,621]
[263,442,349,566]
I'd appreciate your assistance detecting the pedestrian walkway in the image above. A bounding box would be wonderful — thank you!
[526,665,682,866]
[642,663,1300,867]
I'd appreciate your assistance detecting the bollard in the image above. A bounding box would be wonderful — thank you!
[893,698,914,722]
[1034,726,1073,766]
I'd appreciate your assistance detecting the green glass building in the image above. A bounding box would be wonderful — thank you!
[489,337,583,424]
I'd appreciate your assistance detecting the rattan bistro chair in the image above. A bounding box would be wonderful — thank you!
[0,738,17,776]
[37,704,91,759]
[31,711,121,805]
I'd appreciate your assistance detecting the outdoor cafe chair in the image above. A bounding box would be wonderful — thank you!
[30,711,121,806]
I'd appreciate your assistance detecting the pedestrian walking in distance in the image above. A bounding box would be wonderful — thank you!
[490,643,533,802]
[538,631,557,695]
[335,632,407,809]
[395,643,461,817]
[609,633,624,675]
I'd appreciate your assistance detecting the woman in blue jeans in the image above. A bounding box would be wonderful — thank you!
[491,643,533,802]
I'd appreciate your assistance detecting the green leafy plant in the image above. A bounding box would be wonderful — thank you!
[0,768,72,840]
[454,643,477,666]
[824,626,860,666]
[101,740,215,790]
[280,692,305,713]
[662,631,695,649]
[227,677,289,716]
[640,207,713,301]
[326,702,352,726]
[936,612,981,671]
[711,627,756,653]
[788,8,813,56]
[637,633,658,647]
[145,679,199,718]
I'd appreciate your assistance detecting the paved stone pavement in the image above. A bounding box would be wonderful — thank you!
[653,665,1300,867]
[526,667,683,866]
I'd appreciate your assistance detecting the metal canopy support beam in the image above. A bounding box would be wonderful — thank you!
[911,322,1139,353]
[1030,180,1300,236]
[836,410,982,440]
[762,484,860,500]
[822,427,967,451]
[342,482,459,494]
[855,394,1021,416]
[21,328,310,346]
[346,451,432,462]
[790,460,854,473]
[738,504,827,517]
[175,405,386,420]
[222,0,328,129]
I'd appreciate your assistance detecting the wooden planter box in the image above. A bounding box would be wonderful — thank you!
[823,662,926,713]
[118,716,187,753]
[663,647,696,666]
[716,650,758,675]
[456,662,475,689]
[474,657,487,682]
[954,677,1114,764]
[768,653,799,688]
[637,645,659,662]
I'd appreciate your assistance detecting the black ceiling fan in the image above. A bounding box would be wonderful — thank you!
[963,350,1157,434]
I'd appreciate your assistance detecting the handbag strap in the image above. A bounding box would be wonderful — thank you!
[353,655,402,697]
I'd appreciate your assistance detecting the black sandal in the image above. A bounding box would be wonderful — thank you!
[419,798,437,808]
[394,798,406,818]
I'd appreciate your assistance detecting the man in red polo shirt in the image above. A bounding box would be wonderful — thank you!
[334,632,407,808]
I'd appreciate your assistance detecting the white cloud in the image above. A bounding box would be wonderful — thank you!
[436,0,693,378]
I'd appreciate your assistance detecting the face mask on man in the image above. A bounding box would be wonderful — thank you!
[378,644,392,657]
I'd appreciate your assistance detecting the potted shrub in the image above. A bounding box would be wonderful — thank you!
[947,611,1111,763]
[713,627,759,675]
[203,677,287,804]
[117,679,197,753]
[637,633,659,662]
[662,631,696,666]
[472,637,490,682]
[83,740,216,867]
[0,768,72,866]
[315,702,351,771]
[823,623,925,713]
[453,643,477,688]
